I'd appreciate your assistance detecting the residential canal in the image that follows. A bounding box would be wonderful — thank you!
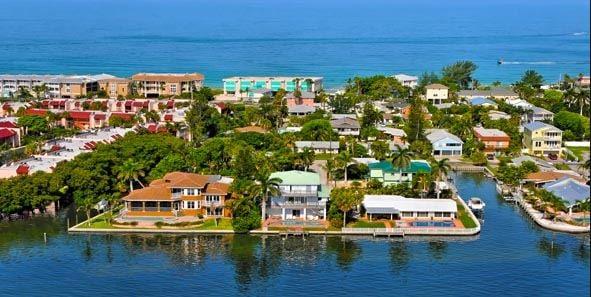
[0,173,589,296]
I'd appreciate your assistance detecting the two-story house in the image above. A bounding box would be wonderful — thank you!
[122,172,232,218]
[473,127,510,157]
[331,117,361,136]
[523,106,554,123]
[522,122,562,156]
[426,129,463,157]
[368,160,431,186]
[425,84,449,105]
[268,170,330,221]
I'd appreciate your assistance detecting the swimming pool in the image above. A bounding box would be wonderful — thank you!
[411,221,455,227]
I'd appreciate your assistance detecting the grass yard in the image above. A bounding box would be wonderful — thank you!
[456,201,478,228]
[347,220,386,228]
[192,218,233,230]
[567,146,589,160]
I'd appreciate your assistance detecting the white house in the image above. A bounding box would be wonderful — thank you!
[425,84,449,105]
[506,98,534,110]
[268,170,330,221]
[295,141,339,154]
[393,74,418,88]
[363,195,457,220]
[523,106,554,123]
[426,129,463,157]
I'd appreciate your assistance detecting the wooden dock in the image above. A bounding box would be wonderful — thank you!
[373,228,405,237]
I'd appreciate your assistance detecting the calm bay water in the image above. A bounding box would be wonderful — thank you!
[0,173,589,296]
[0,0,589,87]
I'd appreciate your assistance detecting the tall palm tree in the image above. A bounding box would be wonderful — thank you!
[337,151,353,182]
[115,159,146,192]
[432,158,451,198]
[249,173,282,228]
[299,148,315,171]
[322,157,337,187]
[391,144,414,174]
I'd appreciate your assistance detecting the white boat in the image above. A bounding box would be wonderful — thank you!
[468,197,486,211]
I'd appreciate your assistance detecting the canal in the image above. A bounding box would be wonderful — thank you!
[0,173,589,296]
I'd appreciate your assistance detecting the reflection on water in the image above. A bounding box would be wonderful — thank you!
[0,173,589,296]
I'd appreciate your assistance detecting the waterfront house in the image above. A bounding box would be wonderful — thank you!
[331,117,361,136]
[425,84,449,105]
[522,122,562,156]
[401,105,432,121]
[523,106,554,123]
[363,195,457,220]
[458,87,518,100]
[222,76,323,98]
[393,74,418,88]
[468,97,498,108]
[268,170,330,221]
[425,129,463,157]
[131,73,204,98]
[524,171,586,187]
[473,127,510,157]
[542,177,590,212]
[295,141,339,154]
[122,172,233,218]
[368,160,431,186]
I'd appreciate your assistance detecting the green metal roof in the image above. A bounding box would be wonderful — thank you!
[270,170,321,185]
[368,160,431,173]
[318,185,331,198]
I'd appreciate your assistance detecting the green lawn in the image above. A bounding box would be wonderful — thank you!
[83,211,117,229]
[567,146,589,160]
[347,220,386,228]
[456,201,478,228]
[191,218,233,230]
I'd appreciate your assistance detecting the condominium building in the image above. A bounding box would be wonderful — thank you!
[522,122,562,156]
[0,74,118,98]
[122,172,232,217]
[131,73,204,98]
[222,76,323,98]
[98,77,131,98]
[268,170,330,221]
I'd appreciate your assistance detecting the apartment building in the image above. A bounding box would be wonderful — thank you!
[131,73,204,98]
[98,77,131,98]
[0,74,118,98]
[222,76,323,98]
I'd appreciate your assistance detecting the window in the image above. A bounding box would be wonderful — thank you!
[401,211,414,217]
[186,188,196,196]
[417,212,429,217]
[185,201,195,209]
[434,212,444,217]
[206,195,220,202]
[170,84,177,93]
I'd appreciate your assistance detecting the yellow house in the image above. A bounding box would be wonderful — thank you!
[522,122,562,156]
[131,73,204,98]
[98,78,131,98]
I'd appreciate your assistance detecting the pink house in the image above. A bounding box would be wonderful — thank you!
[285,91,315,107]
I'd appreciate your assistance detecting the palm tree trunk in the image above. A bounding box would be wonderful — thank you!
[261,193,267,229]
[135,178,144,188]
[129,180,134,191]
[344,165,348,182]
[343,210,347,227]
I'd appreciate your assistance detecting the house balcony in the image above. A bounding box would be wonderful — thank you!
[271,200,326,209]
[280,190,318,197]
[202,201,223,207]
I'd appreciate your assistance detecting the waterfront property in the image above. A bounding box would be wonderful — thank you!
[522,122,562,156]
[363,195,457,220]
[331,117,361,136]
[268,170,330,221]
[368,160,431,186]
[295,141,339,154]
[426,129,463,157]
[392,73,418,88]
[424,83,449,105]
[473,127,510,157]
[122,172,233,218]
[222,76,323,98]
[131,73,204,98]
[542,177,590,208]
[524,171,587,186]
[0,74,117,98]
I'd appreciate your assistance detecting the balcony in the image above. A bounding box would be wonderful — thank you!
[280,190,318,197]
[202,201,222,207]
[271,200,326,209]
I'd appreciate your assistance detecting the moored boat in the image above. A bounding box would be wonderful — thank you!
[468,197,486,211]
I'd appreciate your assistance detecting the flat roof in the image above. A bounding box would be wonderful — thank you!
[223,76,323,81]
[363,195,458,214]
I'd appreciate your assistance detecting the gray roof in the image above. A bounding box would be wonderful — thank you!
[469,97,497,106]
[331,117,360,129]
[295,141,339,149]
[529,106,554,115]
[523,121,561,132]
[425,129,463,144]
[459,88,517,97]
[285,91,315,99]
[543,177,590,206]
[288,105,316,114]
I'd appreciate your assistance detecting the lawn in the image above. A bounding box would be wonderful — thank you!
[456,201,478,228]
[347,220,386,228]
[192,218,233,230]
[567,146,589,160]
[83,211,117,229]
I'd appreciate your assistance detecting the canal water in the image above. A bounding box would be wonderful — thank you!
[0,173,589,296]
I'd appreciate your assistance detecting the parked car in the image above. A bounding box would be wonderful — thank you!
[548,154,558,160]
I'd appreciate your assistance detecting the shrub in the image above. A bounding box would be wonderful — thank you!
[231,211,261,233]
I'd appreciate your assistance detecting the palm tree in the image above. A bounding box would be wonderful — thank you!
[391,144,414,176]
[32,83,48,100]
[337,151,353,183]
[249,173,282,228]
[115,159,146,192]
[299,148,315,171]
[322,157,337,187]
[432,158,451,198]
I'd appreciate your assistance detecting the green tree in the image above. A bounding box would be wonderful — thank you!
[249,173,282,228]
[115,159,146,191]
[432,158,451,198]
[300,119,335,141]
[441,60,478,89]
[336,151,353,182]
[391,144,413,172]
[370,140,390,160]
[519,70,544,89]
[330,187,364,227]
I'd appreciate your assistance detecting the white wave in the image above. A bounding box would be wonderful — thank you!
[572,32,587,36]
[501,61,556,65]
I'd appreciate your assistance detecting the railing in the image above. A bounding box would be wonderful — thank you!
[271,201,325,208]
[202,201,222,207]
[280,190,318,196]
[341,227,480,236]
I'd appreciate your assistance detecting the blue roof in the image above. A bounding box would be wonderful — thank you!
[523,121,560,132]
[469,97,496,106]
[543,177,590,206]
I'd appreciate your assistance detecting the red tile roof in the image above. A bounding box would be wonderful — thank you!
[0,128,16,139]
[25,109,49,117]
[110,112,133,120]
[94,114,106,121]
[68,111,92,121]
[16,164,29,175]
[0,121,17,128]
[164,114,173,121]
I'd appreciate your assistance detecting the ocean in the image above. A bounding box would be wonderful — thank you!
[0,0,589,87]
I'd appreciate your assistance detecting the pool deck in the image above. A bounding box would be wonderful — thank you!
[516,196,590,234]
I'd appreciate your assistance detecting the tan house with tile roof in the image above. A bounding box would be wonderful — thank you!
[131,73,204,98]
[122,172,232,217]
